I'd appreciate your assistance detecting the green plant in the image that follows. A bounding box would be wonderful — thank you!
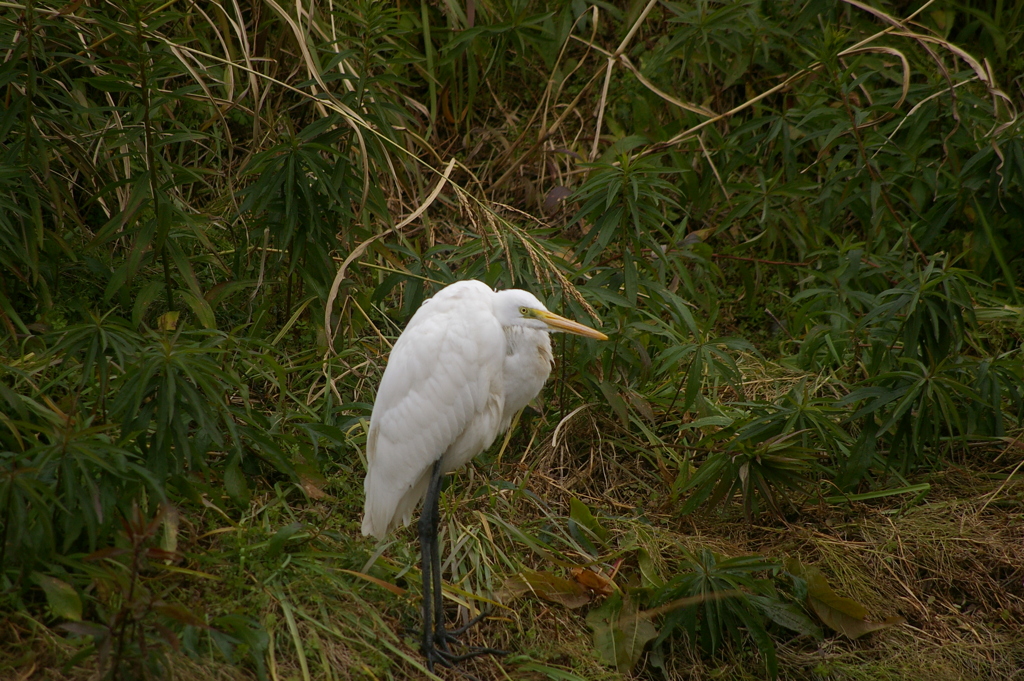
[681,429,817,518]
[649,549,818,679]
[61,503,196,681]
[1,0,1022,677]
[0,357,150,570]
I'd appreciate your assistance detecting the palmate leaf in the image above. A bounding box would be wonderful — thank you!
[0,362,155,562]
[679,451,731,514]
[569,153,681,281]
[646,297,751,414]
[736,381,851,452]
[47,312,141,399]
[108,329,247,478]
[650,550,788,679]
[840,353,989,469]
[681,428,815,518]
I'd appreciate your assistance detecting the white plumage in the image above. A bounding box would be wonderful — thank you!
[362,280,605,538]
[362,280,506,538]
[358,279,606,667]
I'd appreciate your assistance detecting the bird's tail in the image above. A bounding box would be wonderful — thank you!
[361,467,430,540]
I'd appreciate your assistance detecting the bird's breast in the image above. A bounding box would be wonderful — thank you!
[500,327,553,424]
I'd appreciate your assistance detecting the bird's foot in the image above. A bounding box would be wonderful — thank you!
[447,609,494,637]
[423,641,506,670]
[422,616,506,673]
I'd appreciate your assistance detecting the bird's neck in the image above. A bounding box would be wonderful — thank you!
[500,326,554,426]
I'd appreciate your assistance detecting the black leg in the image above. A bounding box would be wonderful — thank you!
[419,511,433,664]
[417,459,507,672]
[431,494,446,643]
[420,459,444,669]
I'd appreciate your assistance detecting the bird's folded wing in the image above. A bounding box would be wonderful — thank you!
[362,282,506,538]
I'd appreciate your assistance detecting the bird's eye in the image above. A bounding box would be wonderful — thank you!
[519,306,529,315]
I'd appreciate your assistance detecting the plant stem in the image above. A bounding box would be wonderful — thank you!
[835,69,928,265]
[134,4,175,313]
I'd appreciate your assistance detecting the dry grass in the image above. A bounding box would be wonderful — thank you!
[4,0,1022,679]
[0,618,247,681]
[3,438,1021,680]
[445,412,1024,680]
[5,353,1020,681]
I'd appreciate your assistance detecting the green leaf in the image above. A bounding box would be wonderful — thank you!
[785,559,904,639]
[597,380,630,428]
[638,548,664,589]
[749,594,822,638]
[825,483,930,505]
[569,497,609,544]
[266,522,304,559]
[733,600,778,679]
[586,592,658,673]
[153,602,207,627]
[224,458,251,506]
[515,662,588,680]
[32,573,82,622]
[623,249,638,306]
[177,289,217,329]
[836,419,879,490]
[974,196,1020,303]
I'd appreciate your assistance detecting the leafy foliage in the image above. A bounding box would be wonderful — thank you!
[1,0,1022,677]
[649,550,805,679]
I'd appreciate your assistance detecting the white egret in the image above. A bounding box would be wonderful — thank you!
[361,279,607,668]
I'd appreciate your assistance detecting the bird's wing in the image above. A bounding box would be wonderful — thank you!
[361,282,507,538]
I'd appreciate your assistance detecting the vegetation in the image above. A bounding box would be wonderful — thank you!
[2,0,1022,679]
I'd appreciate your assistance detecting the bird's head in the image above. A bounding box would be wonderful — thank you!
[493,289,608,340]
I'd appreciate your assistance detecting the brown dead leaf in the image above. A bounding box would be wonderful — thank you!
[339,569,407,597]
[296,464,330,499]
[500,569,592,609]
[300,477,327,499]
[571,567,616,597]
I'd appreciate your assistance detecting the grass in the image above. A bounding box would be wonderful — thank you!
[3,0,1024,678]
[7,416,1021,680]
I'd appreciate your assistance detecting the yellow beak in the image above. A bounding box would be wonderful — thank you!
[536,310,608,340]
